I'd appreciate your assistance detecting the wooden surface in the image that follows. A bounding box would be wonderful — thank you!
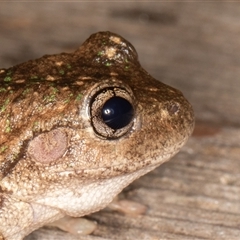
[1,2,240,239]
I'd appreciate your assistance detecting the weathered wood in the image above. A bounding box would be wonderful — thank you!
[0,2,240,239]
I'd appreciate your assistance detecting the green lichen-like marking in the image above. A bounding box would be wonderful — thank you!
[33,121,39,127]
[59,70,65,75]
[0,98,10,113]
[124,59,130,70]
[67,64,72,69]
[43,94,56,103]
[30,75,38,80]
[4,76,12,82]
[98,51,104,56]
[32,121,40,131]
[36,105,43,112]
[75,93,83,102]
[12,152,19,161]
[0,88,7,92]
[52,87,58,94]
[22,88,30,96]
[63,93,74,104]
[4,70,12,81]
[43,87,59,103]
[105,62,111,67]
[0,145,8,153]
[5,119,11,133]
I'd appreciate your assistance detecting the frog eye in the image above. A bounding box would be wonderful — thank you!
[90,87,135,139]
[102,96,134,129]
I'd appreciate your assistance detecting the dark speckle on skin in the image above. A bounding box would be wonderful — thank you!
[167,102,180,115]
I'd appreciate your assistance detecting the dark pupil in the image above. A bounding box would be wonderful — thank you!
[101,96,134,130]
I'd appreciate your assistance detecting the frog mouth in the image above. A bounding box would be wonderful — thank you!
[54,149,176,181]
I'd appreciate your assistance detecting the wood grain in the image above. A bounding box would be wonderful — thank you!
[0,2,239,239]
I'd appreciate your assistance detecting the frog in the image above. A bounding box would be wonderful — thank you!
[0,31,194,240]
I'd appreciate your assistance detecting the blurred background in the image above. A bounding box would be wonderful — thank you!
[1,2,240,127]
[1,2,240,239]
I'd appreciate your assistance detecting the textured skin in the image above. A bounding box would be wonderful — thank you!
[0,31,194,240]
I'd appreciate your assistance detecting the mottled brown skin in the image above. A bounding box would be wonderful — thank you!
[0,31,194,240]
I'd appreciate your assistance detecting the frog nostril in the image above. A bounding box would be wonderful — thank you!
[167,102,180,115]
[101,96,134,130]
